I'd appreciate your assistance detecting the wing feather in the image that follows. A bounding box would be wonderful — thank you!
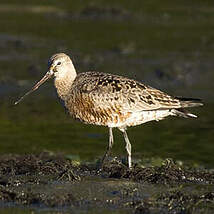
[73,72,182,113]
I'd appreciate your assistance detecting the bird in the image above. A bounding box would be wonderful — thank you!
[15,53,203,168]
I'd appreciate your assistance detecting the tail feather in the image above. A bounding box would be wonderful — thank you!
[171,108,198,118]
[171,97,203,118]
[175,97,203,108]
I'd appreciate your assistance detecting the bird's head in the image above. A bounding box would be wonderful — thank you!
[48,53,76,80]
[14,53,76,105]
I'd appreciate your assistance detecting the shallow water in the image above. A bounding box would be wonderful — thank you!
[0,1,214,168]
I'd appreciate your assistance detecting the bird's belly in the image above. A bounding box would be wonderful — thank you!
[108,109,173,128]
[68,105,173,127]
[65,95,173,127]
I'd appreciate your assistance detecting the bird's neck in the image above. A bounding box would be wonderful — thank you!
[54,70,76,101]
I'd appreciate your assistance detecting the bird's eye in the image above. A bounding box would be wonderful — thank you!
[57,62,61,66]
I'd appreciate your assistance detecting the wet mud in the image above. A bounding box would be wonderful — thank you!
[0,153,213,213]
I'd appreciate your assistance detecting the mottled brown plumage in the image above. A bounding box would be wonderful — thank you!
[15,53,203,168]
[61,71,202,128]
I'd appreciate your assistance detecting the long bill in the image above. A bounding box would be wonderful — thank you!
[14,71,53,105]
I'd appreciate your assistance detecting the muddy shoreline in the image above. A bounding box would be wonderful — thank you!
[0,153,213,213]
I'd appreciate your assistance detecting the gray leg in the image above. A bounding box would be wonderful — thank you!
[119,128,132,168]
[101,127,114,166]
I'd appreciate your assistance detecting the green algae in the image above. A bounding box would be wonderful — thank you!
[0,0,213,191]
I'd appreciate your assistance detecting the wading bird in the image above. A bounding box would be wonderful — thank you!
[15,53,203,168]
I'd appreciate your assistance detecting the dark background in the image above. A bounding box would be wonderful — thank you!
[0,1,213,167]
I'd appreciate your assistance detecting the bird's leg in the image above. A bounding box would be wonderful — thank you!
[101,127,114,167]
[119,128,132,168]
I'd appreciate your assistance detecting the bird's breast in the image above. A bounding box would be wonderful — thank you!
[63,93,132,127]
